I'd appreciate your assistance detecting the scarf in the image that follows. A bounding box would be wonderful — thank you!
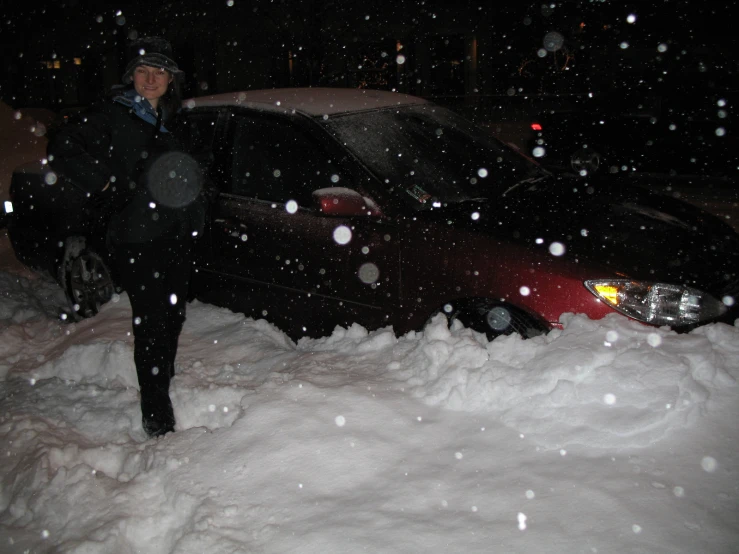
[113,88,169,133]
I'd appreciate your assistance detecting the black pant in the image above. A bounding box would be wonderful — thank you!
[115,240,194,396]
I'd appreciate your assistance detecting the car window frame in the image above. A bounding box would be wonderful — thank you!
[220,107,380,211]
[172,106,229,184]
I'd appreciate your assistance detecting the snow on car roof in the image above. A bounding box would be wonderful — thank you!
[183,87,429,116]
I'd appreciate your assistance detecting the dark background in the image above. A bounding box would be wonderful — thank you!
[1,0,737,110]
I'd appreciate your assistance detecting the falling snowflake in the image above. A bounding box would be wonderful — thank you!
[333,225,352,245]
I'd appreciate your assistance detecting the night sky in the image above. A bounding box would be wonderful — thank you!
[1,0,737,108]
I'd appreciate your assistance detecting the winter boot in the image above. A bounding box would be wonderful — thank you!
[140,384,175,438]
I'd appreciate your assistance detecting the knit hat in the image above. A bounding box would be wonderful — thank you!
[122,37,183,83]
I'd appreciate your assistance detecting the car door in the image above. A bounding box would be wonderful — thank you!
[202,109,401,337]
[169,107,225,265]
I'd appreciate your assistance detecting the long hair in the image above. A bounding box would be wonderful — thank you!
[158,73,183,125]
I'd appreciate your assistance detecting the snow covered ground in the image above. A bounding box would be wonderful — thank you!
[1,233,738,553]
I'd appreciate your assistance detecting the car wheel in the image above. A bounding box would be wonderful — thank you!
[64,249,115,319]
[570,146,601,175]
[442,300,550,340]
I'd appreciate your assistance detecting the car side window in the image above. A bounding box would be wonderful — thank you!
[171,111,220,172]
[230,114,341,208]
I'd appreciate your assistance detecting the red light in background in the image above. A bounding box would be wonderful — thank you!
[531,123,543,131]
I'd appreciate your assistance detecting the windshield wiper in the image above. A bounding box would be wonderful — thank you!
[502,174,552,196]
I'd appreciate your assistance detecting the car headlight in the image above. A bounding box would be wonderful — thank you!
[584,279,727,327]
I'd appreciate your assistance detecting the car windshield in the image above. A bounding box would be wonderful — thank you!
[322,104,544,210]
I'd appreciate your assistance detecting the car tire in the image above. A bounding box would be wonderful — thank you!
[64,249,115,320]
[441,300,550,340]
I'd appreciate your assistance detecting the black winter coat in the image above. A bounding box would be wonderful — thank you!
[47,95,205,245]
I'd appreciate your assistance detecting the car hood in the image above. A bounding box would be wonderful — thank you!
[426,175,739,300]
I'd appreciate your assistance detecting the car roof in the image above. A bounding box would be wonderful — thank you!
[183,87,430,117]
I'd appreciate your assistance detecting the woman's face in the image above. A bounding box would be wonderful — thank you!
[132,65,172,107]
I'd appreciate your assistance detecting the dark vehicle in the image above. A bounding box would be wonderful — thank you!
[528,92,738,180]
[5,88,739,340]
[526,92,739,231]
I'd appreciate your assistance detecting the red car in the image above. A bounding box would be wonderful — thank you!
[7,88,739,339]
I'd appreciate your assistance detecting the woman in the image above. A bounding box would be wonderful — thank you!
[48,37,204,438]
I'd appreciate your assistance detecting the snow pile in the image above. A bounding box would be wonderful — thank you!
[1,237,738,553]
[381,313,738,448]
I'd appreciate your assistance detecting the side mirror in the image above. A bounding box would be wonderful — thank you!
[313,187,381,217]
